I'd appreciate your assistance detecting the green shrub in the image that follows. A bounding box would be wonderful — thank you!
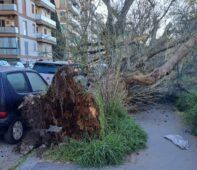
[176,90,197,135]
[44,90,147,167]
[176,90,197,111]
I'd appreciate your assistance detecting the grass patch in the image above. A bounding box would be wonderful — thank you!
[44,90,147,167]
[176,90,197,135]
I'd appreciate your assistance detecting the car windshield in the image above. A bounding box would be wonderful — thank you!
[33,63,64,74]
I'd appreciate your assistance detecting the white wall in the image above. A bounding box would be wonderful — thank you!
[18,16,37,38]
[27,0,36,19]
[17,0,36,19]
[17,0,22,13]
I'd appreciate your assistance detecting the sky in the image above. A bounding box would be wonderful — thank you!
[95,0,108,16]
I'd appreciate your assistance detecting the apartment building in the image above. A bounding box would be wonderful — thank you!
[55,0,101,60]
[0,0,56,61]
[55,0,81,46]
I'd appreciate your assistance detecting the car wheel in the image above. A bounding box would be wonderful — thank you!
[4,119,24,144]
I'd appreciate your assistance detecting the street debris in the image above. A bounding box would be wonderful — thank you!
[164,135,189,150]
[46,125,62,133]
[18,66,100,153]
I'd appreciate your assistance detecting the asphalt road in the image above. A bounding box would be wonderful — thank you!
[0,137,22,170]
[3,104,197,170]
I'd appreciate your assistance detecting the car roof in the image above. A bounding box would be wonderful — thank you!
[0,66,34,73]
[34,60,69,65]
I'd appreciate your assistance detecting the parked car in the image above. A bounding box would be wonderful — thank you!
[0,67,48,144]
[9,61,25,68]
[0,60,11,67]
[33,61,87,85]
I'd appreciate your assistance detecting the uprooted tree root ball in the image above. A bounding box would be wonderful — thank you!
[43,91,147,167]
[19,66,101,151]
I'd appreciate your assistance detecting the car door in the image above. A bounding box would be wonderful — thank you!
[25,71,48,95]
[5,71,32,115]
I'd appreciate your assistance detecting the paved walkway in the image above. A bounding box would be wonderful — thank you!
[18,104,197,170]
[0,138,21,170]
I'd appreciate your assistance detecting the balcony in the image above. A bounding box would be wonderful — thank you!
[0,4,17,14]
[35,0,56,12]
[68,1,80,16]
[69,17,81,29]
[35,14,56,29]
[0,48,19,55]
[37,33,56,45]
[0,27,18,34]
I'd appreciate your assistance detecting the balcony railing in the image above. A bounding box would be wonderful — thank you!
[35,14,56,28]
[0,48,19,55]
[68,1,80,16]
[35,0,56,12]
[0,4,17,11]
[0,27,18,34]
[37,33,56,44]
[69,18,81,28]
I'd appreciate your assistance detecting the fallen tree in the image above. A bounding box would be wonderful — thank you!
[19,66,100,152]
[123,34,197,85]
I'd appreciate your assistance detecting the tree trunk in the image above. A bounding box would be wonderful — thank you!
[124,34,197,85]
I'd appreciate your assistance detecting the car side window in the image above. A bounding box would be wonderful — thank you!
[26,72,48,92]
[7,73,29,93]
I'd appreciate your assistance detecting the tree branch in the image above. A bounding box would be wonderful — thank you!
[115,0,135,35]
[158,0,176,22]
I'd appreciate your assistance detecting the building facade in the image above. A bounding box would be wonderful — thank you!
[55,0,81,47]
[55,0,100,60]
[0,0,56,61]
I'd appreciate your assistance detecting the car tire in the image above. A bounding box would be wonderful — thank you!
[4,119,24,144]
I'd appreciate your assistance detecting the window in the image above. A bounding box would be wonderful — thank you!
[33,63,63,74]
[32,24,36,33]
[31,4,35,14]
[45,44,48,52]
[60,11,65,16]
[60,0,65,5]
[0,20,5,27]
[22,0,26,15]
[44,28,47,34]
[24,41,28,55]
[7,73,29,93]
[26,72,47,92]
[0,38,18,48]
[23,20,27,35]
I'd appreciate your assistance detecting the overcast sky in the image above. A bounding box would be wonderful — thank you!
[95,0,107,16]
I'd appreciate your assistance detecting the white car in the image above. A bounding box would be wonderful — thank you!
[33,61,66,84]
[33,61,87,85]
[0,60,11,67]
[14,62,25,68]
